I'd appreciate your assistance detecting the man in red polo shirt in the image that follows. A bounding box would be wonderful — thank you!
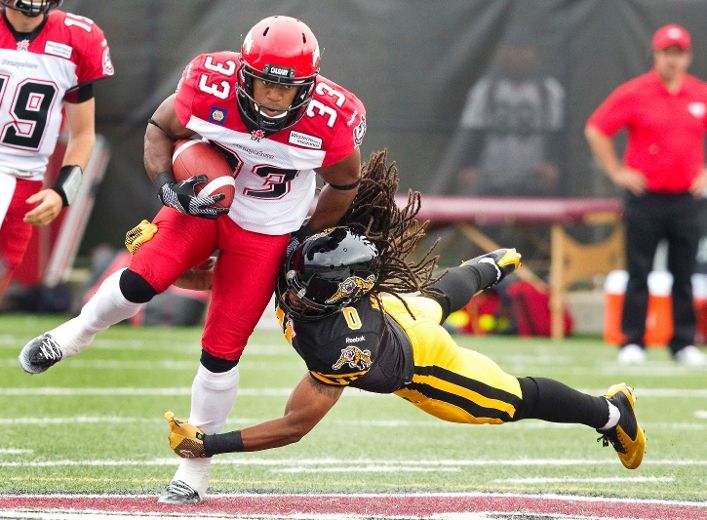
[585,23,707,366]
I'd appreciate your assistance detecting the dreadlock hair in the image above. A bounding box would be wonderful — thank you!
[338,150,442,315]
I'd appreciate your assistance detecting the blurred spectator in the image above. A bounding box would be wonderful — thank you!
[446,38,565,196]
[585,24,707,366]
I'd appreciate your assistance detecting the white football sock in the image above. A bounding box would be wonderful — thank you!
[49,269,144,357]
[172,364,240,497]
[600,399,621,430]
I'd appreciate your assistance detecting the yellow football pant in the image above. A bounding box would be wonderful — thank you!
[382,294,522,424]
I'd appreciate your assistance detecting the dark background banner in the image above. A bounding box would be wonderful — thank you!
[61,0,707,252]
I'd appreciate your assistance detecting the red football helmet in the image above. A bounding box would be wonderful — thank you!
[237,16,321,133]
[1,0,62,17]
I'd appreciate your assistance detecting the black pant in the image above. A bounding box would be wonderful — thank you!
[622,192,700,353]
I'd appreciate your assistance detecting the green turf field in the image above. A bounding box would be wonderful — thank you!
[1,313,705,501]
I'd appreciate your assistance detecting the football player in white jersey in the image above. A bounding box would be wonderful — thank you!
[19,15,366,505]
[0,0,113,299]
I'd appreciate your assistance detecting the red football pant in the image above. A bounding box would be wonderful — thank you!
[129,207,289,360]
[0,178,43,297]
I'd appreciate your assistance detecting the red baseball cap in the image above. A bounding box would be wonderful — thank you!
[652,24,691,50]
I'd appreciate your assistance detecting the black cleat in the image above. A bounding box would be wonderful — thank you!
[597,383,646,469]
[18,334,63,375]
[157,480,202,505]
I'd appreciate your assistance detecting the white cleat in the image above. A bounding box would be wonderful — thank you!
[617,344,646,365]
[674,345,706,367]
[157,480,202,505]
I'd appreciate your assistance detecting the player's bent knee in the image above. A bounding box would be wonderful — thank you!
[119,269,158,303]
[200,348,239,373]
[511,376,539,421]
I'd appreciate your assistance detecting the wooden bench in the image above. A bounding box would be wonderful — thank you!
[399,195,625,339]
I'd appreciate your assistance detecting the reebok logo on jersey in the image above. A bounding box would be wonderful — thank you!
[44,41,72,59]
[688,102,706,119]
[345,336,365,344]
[289,131,323,149]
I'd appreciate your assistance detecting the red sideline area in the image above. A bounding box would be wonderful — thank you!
[1,493,705,519]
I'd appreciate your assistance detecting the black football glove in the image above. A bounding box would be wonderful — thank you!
[156,172,228,219]
[286,222,314,257]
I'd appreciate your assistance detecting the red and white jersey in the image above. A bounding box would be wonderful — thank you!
[174,51,366,235]
[0,10,113,180]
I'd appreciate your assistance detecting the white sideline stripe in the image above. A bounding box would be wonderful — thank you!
[274,466,462,474]
[0,358,701,375]
[0,416,704,432]
[1,386,707,398]
[0,448,32,454]
[1,457,706,468]
[696,410,707,419]
[494,476,674,484]
[1,491,705,508]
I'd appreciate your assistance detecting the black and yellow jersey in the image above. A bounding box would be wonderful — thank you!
[275,294,414,393]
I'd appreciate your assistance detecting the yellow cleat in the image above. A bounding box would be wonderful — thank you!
[597,383,646,469]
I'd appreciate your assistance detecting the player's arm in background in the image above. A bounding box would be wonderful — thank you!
[307,147,362,232]
[23,99,96,226]
[166,375,343,455]
[584,124,646,196]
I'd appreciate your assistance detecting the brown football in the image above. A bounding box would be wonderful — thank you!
[171,139,235,209]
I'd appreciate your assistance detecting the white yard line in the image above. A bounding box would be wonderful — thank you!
[0,457,705,468]
[0,415,704,432]
[493,476,674,484]
[0,386,706,397]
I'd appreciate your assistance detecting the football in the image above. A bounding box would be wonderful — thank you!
[171,139,235,209]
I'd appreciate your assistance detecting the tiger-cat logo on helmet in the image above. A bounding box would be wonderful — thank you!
[325,274,376,305]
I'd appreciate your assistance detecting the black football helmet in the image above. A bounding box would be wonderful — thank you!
[280,227,379,320]
[1,0,62,16]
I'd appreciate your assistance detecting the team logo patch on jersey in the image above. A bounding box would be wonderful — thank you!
[288,131,323,149]
[16,39,30,52]
[251,129,266,141]
[209,107,227,125]
[332,345,372,371]
[688,102,706,119]
[325,274,376,305]
[44,41,73,59]
[353,116,366,147]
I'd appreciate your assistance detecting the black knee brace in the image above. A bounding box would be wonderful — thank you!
[119,269,157,303]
